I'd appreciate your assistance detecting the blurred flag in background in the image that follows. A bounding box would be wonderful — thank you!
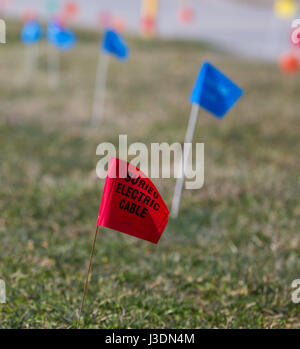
[101,29,129,60]
[141,0,159,38]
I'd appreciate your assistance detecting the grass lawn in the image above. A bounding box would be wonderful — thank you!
[0,21,300,329]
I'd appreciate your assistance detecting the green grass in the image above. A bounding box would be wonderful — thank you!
[0,21,300,328]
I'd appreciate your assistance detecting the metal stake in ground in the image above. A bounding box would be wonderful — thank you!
[78,225,100,325]
[91,53,110,124]
[47,43,61,89]
[171,103,199,219]
[24,43,39,82]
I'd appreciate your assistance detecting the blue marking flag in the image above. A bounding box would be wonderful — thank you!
[47,20,76,51]
[190,62,243,118]
[21,20,43,45]
[54,28,76,50]
[47,20,61,45]
[101,29,129,60]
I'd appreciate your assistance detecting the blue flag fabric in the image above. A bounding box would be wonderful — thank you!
[21,20,43,45]
[190,62,243,118]
[47,20,60,45]
[101,29,129,60]
[54,28,76,50]
[47,20,76,51]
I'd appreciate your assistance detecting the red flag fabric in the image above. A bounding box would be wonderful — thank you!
[97,157,169,244]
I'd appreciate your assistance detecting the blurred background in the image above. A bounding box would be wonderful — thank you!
[0,0,300,328]
[3,0,296,60]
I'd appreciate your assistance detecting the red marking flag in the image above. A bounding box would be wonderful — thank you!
[97,158,169,244]
[279,53,300,74]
